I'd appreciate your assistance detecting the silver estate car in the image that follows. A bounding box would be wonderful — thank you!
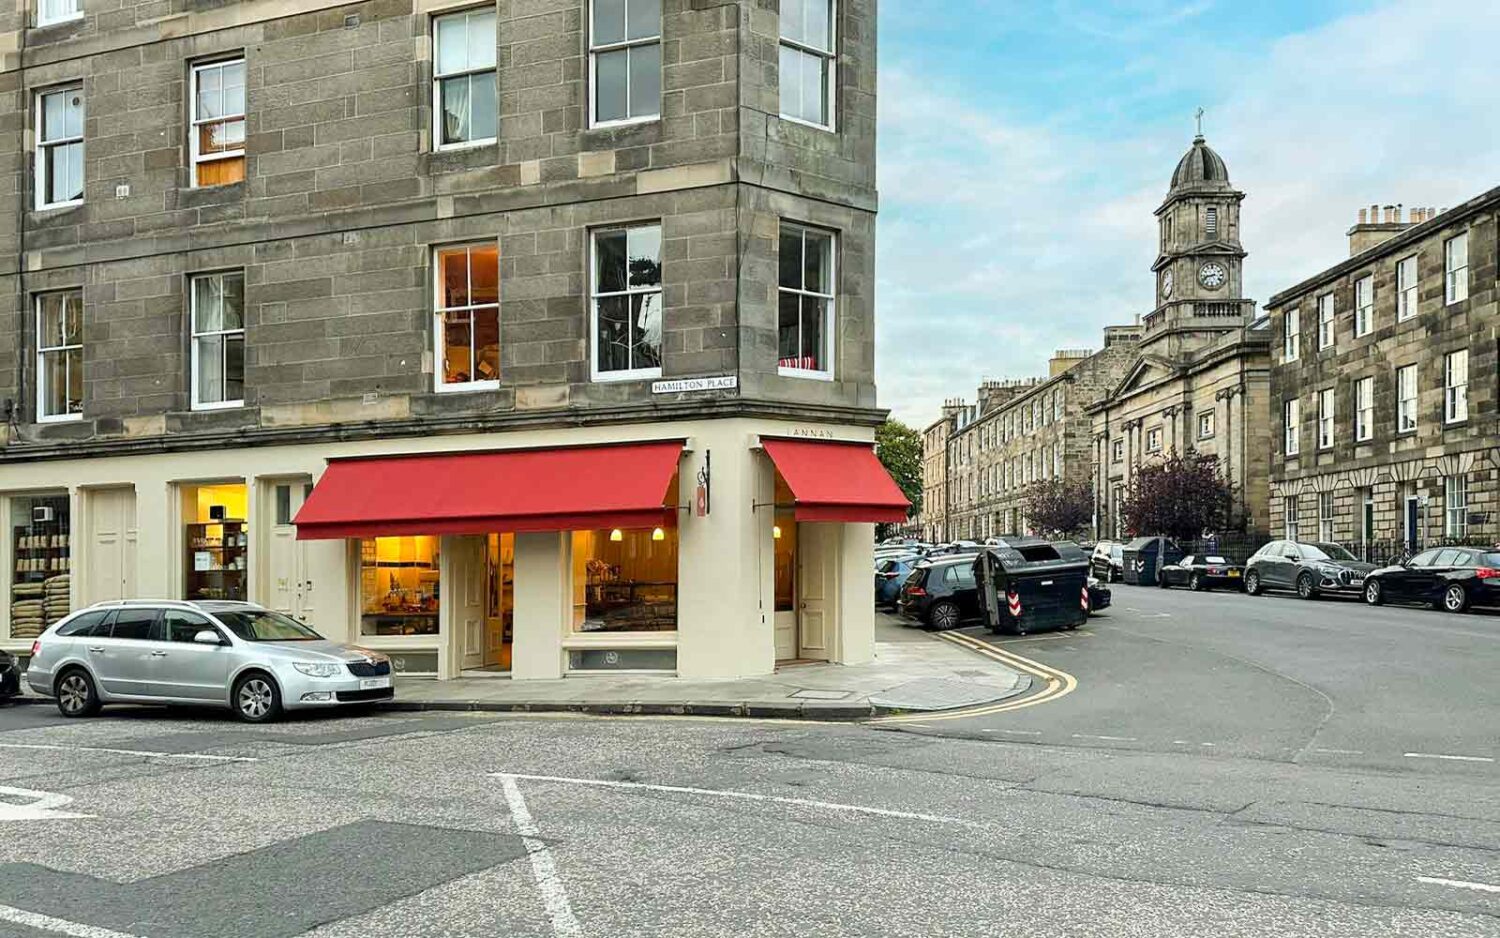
[26,600,393,723]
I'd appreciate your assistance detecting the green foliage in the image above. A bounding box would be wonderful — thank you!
[1121,451,1235,541]
[1022,477,1094,538]
[874,419,923,527]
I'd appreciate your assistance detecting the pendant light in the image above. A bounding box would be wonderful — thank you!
[609,529,623,542]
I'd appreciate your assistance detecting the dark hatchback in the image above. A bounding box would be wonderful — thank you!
[0,650,18,699]
[1364,546,1500,613]
[896,555,982,630]
[1158,554,1245,592]
[1245,540,1376,599]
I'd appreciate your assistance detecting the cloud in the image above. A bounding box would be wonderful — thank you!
[875,0,1500,427]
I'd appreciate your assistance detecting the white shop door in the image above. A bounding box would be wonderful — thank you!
[266,481,313,621]
[454,537,487,671]
[797,524,835,661]
[86,487,137,603]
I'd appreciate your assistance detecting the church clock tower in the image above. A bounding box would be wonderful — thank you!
[1151,131,1247,312]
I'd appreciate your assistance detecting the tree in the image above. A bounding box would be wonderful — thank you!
[874,419,922,537]
[1022,477,1093,539]
[1121,450,1235,541]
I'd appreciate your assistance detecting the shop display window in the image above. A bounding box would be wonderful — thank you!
[10,494,71,641]
[361,536,440,636]
[182,483,248,601]
[572,527,678,633]
[774,509,797,613]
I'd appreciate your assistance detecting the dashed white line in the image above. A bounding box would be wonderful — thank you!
[1416,876,1500,894]
[492,771,969,825]
[1071,734,1138,742]
[995,729,1041,736]
[499,775,583,938]
[1312,748,1364,755]
[1403,752,1494,764]
[0,904,142,938]
[0,742,256,763]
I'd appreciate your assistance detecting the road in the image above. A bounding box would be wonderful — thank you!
[0,586,1495,937]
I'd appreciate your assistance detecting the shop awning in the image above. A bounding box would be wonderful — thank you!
[761,438,910,523]
[294,441,683,540]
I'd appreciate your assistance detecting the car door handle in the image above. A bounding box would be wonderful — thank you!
[87,646,105,654]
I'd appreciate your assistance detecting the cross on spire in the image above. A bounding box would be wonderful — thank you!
[1194,107,1206,138]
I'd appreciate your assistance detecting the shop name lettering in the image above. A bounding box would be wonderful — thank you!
[651,376,738,394]
[788,428,836,439]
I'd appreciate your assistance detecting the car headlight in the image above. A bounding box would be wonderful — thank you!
[293,662,343,678]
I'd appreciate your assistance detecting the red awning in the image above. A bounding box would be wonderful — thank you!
[761,438,910,523]
[294,441,682,540]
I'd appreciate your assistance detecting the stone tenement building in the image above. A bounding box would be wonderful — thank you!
[1089,134,1272,540]
[1266,190,1499,552]
[919,402,955,542]
[0,0,908,682]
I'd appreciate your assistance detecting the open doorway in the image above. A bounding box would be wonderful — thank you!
[463,533,513,673]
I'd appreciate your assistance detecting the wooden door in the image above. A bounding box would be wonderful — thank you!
[454,536,487,671]
[265,481,311,621]
[797,523,835,660]
[86,487,136,603]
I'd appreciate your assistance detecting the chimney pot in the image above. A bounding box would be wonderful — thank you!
[1358,208,1367,224]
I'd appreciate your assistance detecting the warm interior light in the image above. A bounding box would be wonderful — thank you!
[651,527,665,541]
[609,529,623,542]
[773,525,782,539]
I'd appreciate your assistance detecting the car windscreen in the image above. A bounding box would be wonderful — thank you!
[213,609,324,642]
[1306,543,1357,562]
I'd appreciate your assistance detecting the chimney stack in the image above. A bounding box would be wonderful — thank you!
[1349,200,1422,256]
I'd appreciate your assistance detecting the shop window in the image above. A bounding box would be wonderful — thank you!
[433,7,497,149]
[591,223,663,379]
[435,243,500,389]
[572,527,678,633]
[189,58,246,187]
[777,222,835,377]
[10,494,71,642]
[774,508,797,613]
[36,290,83,422]
[360,536,440,636]
[190,271,245,409]
[182,483,248,601]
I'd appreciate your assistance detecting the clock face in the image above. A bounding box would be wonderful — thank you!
[1199,262,1227,289]
[1161,270,1174,298]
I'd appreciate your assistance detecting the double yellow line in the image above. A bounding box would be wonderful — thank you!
[876,630,1079,724]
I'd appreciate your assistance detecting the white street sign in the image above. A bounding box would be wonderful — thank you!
[651,375,737,394]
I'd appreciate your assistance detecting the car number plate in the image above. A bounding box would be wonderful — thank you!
[360,677,391,690]
[1228,570,1241,577]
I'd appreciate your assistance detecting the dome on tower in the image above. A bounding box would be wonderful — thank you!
[1168,135,1231,192]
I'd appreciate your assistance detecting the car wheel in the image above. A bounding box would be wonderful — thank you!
[928,601,961,631]
[1296,572,1318,600]
[1442,583,1470,614]
[1364,579,1383,606]
[1158,575,1168,589]
[1245,570,1262,596]
[55,668,100,718]
[233,672,283,723]
[1190,573,1203,591]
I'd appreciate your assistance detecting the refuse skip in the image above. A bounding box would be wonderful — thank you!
[974,537,1091,636]
[1121,536,1183,586]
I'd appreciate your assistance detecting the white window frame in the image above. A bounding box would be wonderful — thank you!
[1283,307,1300,362]
[1317,387,1334,450]
[778,0,837,131]
[1284,496,1299,540]
[1396,364,1417,433]
[1396,254,1418,321]
[1444,233,1469,305]
[1197,410,1214,439]
[189,271,246,411]
[433,242,501,393]
[1316,293,1335,350]
[35,84,84,211]
[587,0,662,128]
[1111,439,1123,463]
[432,8,497,152]
[1284,398,1300,456]
[35,290,83,423]
[1145,426,1162,453]
[589,222,664,382]
[1444,349,1468,424]
[36,0,83,27]
[1353,274,1374,338]
[776,221,836,380]
[1354,376,1373,442]
[1318,491,1335,542]
[188,58,246,188]
[1446,475,1468,538]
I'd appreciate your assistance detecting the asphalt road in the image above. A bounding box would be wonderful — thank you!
[0,588,1495,937]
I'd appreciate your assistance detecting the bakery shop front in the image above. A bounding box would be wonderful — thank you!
[293,425,908,681]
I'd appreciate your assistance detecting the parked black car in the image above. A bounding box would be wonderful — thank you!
[0,650,19,700]
[1158,554,1245,592]
[1090,541,1124,582]
[896,555,982,630]
[1363,546,1500,612]
[1244,540,1376,599]
[1087,576,1112,613]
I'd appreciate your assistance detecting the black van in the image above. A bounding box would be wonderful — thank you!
[975,538,1091,635]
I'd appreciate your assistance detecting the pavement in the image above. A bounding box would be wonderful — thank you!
[385,614,1031,717]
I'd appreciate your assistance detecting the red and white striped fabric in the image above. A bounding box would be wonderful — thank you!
[778,356,821,371]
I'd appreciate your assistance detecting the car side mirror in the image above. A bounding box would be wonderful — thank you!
[1286,553,1300,562]
[192,630,224,646]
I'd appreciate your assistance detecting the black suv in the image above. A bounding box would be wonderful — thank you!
[896,555,982,630]
[1090,541,1124,582]
[1244,540,1376,599]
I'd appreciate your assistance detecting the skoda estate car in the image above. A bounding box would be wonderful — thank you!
[26,600,393,723]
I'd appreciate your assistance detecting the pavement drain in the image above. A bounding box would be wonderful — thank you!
[788,689,854,700]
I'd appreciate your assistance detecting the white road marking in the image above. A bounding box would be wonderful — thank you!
[499,775,583,938]
[1403,752,1495,764]
[1312,748,1364,755]
[899,723,933,729]
[0,742,256,763]
[1071,734,1138,742]
[0,904,142,938]
[1416,876,1500,894]
[998,729,1042,736]
[0,786,91,822]
[493,771,970,825]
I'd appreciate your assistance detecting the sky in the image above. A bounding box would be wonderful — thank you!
[874,0,1500,426]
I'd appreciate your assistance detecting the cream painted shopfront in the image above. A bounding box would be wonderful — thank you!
[1,419,906,680]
